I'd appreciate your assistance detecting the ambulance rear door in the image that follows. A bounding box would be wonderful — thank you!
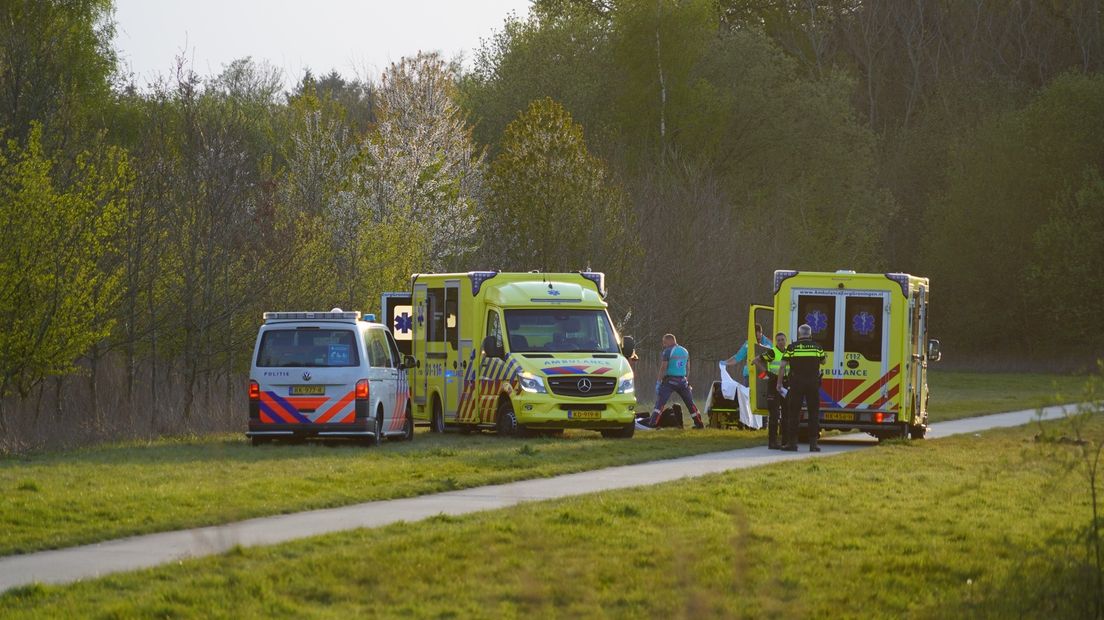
[789,289,890,412]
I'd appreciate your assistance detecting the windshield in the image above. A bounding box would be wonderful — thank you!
[504,309,619,353]
[256,328,360,367]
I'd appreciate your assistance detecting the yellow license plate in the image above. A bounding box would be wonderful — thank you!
[290,385,325,396]
[568,411,601,420]
[824,412,855,422]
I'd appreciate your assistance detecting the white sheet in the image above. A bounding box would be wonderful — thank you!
[718,361,763,429]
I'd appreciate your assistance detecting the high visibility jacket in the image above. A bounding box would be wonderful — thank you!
[758,346,786,376]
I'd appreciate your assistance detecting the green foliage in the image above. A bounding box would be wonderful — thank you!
[0,124,131,403]
[1028,171,1104,350]
[927,73,1104,352]
[0,0,117,145]
[484,97,637,279]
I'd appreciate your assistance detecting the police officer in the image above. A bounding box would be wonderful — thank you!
[753,331,789,449]
[777,324,826,452]
[649,333,705,429]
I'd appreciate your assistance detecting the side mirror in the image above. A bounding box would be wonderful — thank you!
[402,355,417,370]
[482,335,504,359]
[621,335,635,359]
[927,338,942,363]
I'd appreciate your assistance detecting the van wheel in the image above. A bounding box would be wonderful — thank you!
[430,398,445,433]
[909,424,927,440]
[496,399,519,437]
[601,423,635,439]
[372,410,384,446]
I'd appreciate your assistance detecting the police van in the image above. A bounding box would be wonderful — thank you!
[382,272,638,438]
[747,271,942,440]
[246,310,413,446]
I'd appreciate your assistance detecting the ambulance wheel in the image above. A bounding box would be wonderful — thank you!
[496,400,519,437]
[909,424,927,440]
[601,423,635,439]
[430,397,445,433]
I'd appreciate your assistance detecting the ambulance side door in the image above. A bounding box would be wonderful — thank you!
[443,279,462,422]
[747,304,773,415]
[412,283,429,420]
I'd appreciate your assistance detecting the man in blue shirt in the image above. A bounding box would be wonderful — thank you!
[725,323,772,385]
[648,333,704,429]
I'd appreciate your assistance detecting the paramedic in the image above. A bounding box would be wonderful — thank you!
[650,333,705,429]
[753,331,789,449]
[725,323,772,386]
[778,324,826,452]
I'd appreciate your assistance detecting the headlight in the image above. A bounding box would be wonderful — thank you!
[518,371,547,394]
[616,373,634,394]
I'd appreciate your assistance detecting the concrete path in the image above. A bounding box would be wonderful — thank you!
[0,404,1079,592]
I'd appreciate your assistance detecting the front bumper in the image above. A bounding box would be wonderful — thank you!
[512,393,637,429]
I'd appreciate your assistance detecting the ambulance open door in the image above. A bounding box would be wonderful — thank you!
[381,292,413,357]
[747,305,774,415]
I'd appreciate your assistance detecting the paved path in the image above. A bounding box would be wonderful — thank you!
[0,404,1079,592]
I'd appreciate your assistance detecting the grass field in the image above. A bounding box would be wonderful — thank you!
[2,417,1098,618]
[0,370,1088,558]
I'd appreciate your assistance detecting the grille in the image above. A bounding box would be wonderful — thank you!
[547,376,616,397]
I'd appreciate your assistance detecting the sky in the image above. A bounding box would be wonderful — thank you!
[112,0,532,89]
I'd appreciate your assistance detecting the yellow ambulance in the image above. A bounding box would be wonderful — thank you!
[748,270,942,440]
[382,272,638,438]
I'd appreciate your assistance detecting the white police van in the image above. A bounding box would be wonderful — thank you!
[247,309,413,446]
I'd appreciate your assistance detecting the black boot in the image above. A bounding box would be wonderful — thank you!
[808,444,821,452]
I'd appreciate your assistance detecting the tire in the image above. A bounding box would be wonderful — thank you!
[909,424,927,440]
[430,397,445,433]
[495,399,519,437]
[400,404,414,441]
[601,423,636,439]
[374,411,384,446]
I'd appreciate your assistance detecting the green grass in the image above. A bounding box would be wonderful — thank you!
[0,428,761,556]
[0,370,1086,558]
[2,418,1098,618]
[927,369,1087,421]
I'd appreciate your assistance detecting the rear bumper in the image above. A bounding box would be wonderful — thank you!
[247,418,378,438]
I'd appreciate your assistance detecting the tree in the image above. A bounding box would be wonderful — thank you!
[0,0,117,146]
[356,53,483,271]
[483,97,637,280]
[0,124,131,433]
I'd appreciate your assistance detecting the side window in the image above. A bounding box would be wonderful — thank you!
[797,295,835,351]
[844,296,883,361]
[427,288,445,342]
[445,295,458,350]
[375,331,394,368]
[384,330,401,365]
[486,310,502,352]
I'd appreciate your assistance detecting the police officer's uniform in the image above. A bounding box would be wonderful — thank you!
[650,344,704,429]
[781,338,826,451]
[757,345,788,449]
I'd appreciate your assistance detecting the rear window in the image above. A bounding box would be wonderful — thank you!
[256,328,361,368]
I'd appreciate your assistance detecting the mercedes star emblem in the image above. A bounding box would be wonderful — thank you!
[577,378,592,393]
